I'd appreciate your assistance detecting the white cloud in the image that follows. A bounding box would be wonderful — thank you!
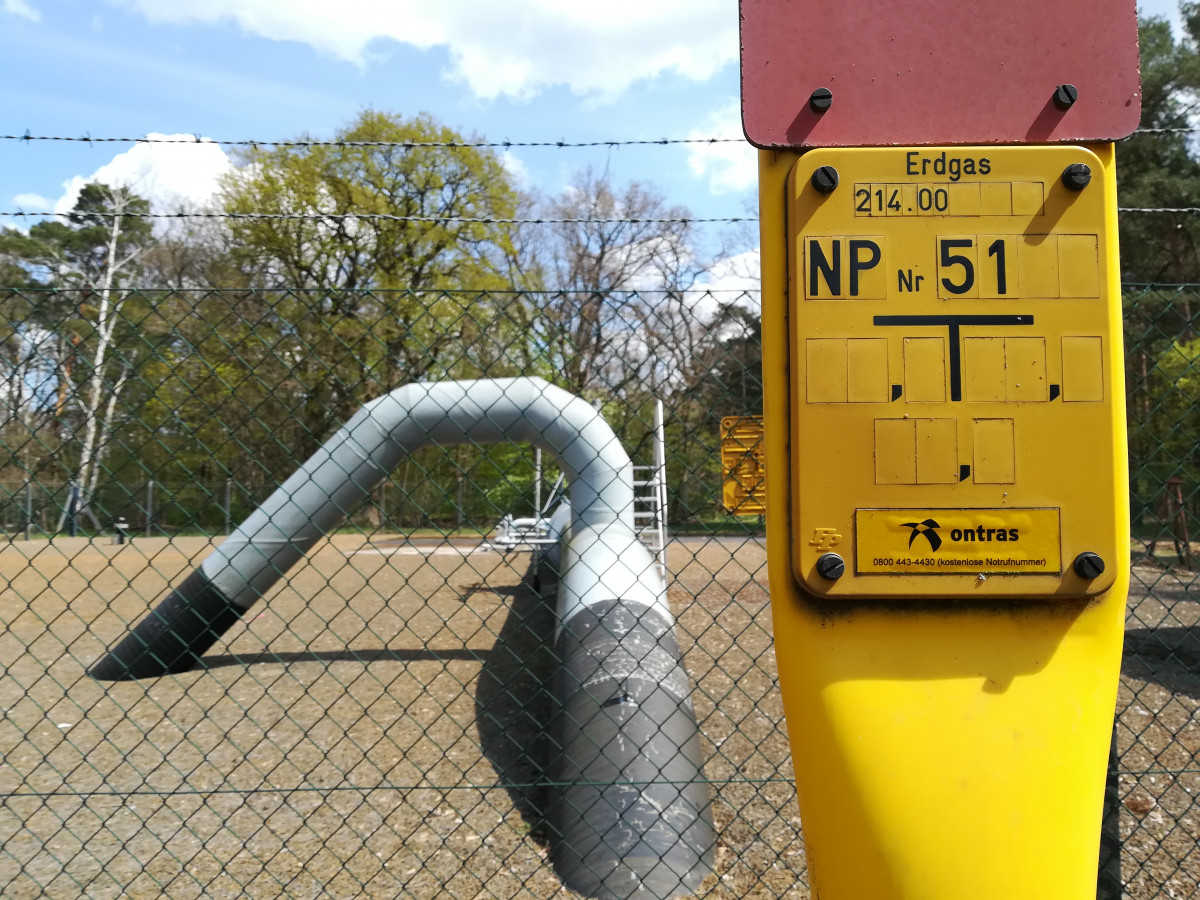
[687,100,757,194]
[688,248,761,319]
[53,134,233,215]
[3,0,40,22]
[500,151,530,188]
[108,0,738,100]
[11,193,53,211]
[703,249,760,296]
[681,250,753,324]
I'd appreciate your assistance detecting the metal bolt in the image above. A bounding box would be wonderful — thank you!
[816,552,845,580]
[1073,552,1105,580]
[809,87,833,113]
[1062,163,1092,191]
[812,166,839,194]
[1053,83,1079,110]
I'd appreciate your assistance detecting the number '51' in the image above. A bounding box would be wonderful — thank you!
[939,238,1007,295]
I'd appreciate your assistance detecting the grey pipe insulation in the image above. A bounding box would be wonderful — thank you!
[547,523,715,899]
[91,377,632,679]
[89,376,714,899]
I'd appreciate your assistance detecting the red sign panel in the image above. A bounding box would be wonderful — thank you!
[740,0,1141,148]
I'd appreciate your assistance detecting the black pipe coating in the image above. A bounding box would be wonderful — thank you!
[89,570,247,681]
[547,599,715,900]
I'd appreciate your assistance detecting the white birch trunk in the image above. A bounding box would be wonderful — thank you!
[57,189,143,531]
[72,212,122,513]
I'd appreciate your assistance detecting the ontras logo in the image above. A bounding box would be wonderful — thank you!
[902,519,942,552]
[899,518,1023,552]
[948,526,1020,543]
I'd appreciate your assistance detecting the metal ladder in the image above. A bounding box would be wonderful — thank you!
[631,400,669,583]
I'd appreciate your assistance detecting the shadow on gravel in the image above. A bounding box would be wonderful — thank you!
[461,581,529,600]
[473,557,558,832]
[197,647,489,668]
[1123,626,1200,698]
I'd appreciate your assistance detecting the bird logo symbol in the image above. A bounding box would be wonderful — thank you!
[902,519,942,552]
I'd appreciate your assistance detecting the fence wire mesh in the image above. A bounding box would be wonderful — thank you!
[0,284,1194,898]
[1117,284,1200,899]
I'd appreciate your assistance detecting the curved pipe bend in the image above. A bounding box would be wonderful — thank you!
[207,376,635,610]
[91,377,633,678]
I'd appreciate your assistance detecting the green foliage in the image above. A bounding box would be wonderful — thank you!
[687,305,763,419]
[0,185,161,503]
[1124,284,1200,540]
[221,109,521,292]
[0,184,153,289]
[1131,331,1200,470]
[216,111,533,448]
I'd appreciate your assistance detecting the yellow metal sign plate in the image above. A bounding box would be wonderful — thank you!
[854,508,1061,575]
[788,145,1123,598]
[720,415,767,515]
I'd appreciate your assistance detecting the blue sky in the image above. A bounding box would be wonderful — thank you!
[0,0,1188,274]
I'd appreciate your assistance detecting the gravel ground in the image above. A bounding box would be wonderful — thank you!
[0,534,1195,898]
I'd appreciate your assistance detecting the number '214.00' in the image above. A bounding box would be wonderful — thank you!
[855,187,948,214]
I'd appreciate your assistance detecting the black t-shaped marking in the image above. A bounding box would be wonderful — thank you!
[874,314,1035,401]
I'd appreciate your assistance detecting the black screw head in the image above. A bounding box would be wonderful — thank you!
[1062,163,1092,191]
[816,553,845,580]
[810,87,833,113]
[812,165,839,194]
[1073,552,1105,580]
[1053,83,1079,110]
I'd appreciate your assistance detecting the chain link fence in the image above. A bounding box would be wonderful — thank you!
[1117,284,1200,898]
[0,284,1195,898]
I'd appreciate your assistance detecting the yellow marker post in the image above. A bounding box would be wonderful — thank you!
[741,1,1139,892]
[758,144,1129,898]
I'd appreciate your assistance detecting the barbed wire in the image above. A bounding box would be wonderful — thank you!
[2,132,1194,221]
[3,285,761,295]
[0,210,752,224]
[3,208,1197,221]
[0,129,1193,149]
[0,132,744,149]
[1126,127,1198,135]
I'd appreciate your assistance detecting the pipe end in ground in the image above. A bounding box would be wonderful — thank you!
[89,570,247,680]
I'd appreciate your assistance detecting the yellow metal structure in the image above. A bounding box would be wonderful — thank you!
[720,415,767,514]
[760,144,1128,898]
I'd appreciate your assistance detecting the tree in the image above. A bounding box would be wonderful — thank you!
[654,303,762,524]
[217,110,528,450]
[524,167,706,397]
[223,109,521,294]
[140,212,247,291]
[686,305,763,417]
[0,184,155,525]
